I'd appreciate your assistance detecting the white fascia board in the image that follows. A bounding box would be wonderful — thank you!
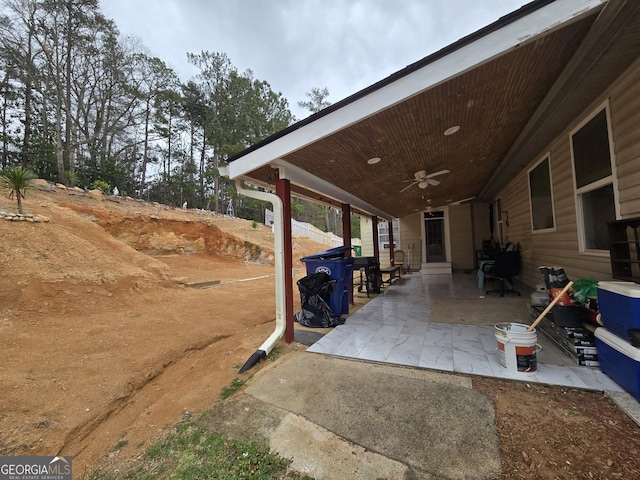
[276,161,394,220]
[226,0,603,180]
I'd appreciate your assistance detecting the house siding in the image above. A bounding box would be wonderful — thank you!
[472,202,491,251]
[399,212,423,271]
[498,56,640,288]
[612,60,640,218]
[360,217,375,257]
[449,204,475,271]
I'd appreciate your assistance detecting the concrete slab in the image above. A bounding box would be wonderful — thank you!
[201,353,501,480]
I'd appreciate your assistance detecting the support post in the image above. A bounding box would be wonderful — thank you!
[341,203,353,304]
[388,220,395,266]
[276,177,294,344]
[372,216,380,262]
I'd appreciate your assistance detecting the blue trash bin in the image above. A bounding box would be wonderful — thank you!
[303,245,352,259]
[301,247,354,316]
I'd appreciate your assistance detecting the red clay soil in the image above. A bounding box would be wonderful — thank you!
[1,185,640,479]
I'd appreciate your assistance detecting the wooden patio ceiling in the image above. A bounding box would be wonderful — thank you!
[229,1,640,220]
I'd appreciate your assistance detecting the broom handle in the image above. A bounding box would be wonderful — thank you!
[528,281,574,332]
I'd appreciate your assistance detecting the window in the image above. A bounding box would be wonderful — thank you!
[570,104,619,252]
[378,219,399,249]
[528,156,555,232]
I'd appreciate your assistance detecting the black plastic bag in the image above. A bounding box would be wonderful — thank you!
[539,266,576,305]
[294,272,345,328]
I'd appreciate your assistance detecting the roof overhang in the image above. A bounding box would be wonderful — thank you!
[226,0,639,220]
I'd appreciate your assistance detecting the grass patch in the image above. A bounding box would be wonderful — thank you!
[112,440,128,451]
[220,377,247,400]
[85,422,314,479]
[268,345,282,362]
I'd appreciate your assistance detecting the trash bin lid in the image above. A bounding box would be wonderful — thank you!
[301,245,352,261]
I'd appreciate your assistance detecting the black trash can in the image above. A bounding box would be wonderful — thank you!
[300,246,355,316]
[294,272,345,327]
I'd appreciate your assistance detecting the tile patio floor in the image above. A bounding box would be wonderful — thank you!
[307,272,624,393]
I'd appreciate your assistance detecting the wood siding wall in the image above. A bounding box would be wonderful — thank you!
[472,202,491,251]
[360,216,375,257]
[449,204,475,271]
[399,212,423,271]
[498,57,640,288]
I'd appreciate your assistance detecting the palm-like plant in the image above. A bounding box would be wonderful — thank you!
[0,167,37,214]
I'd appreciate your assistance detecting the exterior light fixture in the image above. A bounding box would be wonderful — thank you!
[367,157,381,165]
[444,125,460,136]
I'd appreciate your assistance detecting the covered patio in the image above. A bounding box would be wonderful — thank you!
[306,273,621,392]
[220,0,640,416]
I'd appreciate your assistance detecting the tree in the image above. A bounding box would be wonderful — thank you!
[131,54,179,197]
[298,87,331,114]
[0,166,36,213]
[187,51,294,214]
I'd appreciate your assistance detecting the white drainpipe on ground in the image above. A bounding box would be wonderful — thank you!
[229,176,285,373]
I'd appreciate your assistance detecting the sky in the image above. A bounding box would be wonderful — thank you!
[101,0,533,120]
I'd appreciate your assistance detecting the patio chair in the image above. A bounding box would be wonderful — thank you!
[394,249,405,272]
[482,249,521,296]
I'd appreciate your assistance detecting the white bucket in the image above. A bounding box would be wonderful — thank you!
[495,322,537,373]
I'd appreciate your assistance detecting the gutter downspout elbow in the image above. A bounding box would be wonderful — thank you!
[234,179,286,374]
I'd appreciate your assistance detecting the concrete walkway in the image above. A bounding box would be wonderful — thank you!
[202,354,501,480]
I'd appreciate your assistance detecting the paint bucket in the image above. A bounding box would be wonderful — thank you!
[494,322,537,373]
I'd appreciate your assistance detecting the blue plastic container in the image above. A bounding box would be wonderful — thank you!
[597,281,640,340]
[595,327,640,401]
[301,253,354,316]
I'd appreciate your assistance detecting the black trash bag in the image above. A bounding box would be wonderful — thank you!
[294,272,345,328]
[539,266,576,306]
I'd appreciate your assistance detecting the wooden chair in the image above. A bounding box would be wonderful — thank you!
[394,249,405,273]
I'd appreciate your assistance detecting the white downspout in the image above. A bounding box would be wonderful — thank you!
[232,178,286,373]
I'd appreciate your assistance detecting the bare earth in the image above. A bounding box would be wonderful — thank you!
[1,186,640,479]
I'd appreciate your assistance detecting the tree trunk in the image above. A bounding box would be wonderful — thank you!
[140,96,151,197]
[64,0,73,179]
[1,71,9,168]
[214,153,220,214]
[55,98,65,180]
[22,27,34,167]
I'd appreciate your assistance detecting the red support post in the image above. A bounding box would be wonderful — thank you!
[276,177,295,344]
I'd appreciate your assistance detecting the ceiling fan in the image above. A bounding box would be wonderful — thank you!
[400,169,450,193]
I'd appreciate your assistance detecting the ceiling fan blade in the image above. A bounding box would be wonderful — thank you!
[426,169,450,178]
[426,178,440,186]
[400,181,417,193]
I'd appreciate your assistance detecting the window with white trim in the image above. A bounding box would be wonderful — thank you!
[528,155,555,232]
[570,104,619,252]
[378,219,399,249]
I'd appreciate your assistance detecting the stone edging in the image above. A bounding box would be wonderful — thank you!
[0,210,51,222]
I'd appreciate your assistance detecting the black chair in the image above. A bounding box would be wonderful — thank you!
[354,257,381,296]
[483,249,521,296]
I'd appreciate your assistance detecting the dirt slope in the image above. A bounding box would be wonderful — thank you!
[2,184,640,480]
[0,185,324,476]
